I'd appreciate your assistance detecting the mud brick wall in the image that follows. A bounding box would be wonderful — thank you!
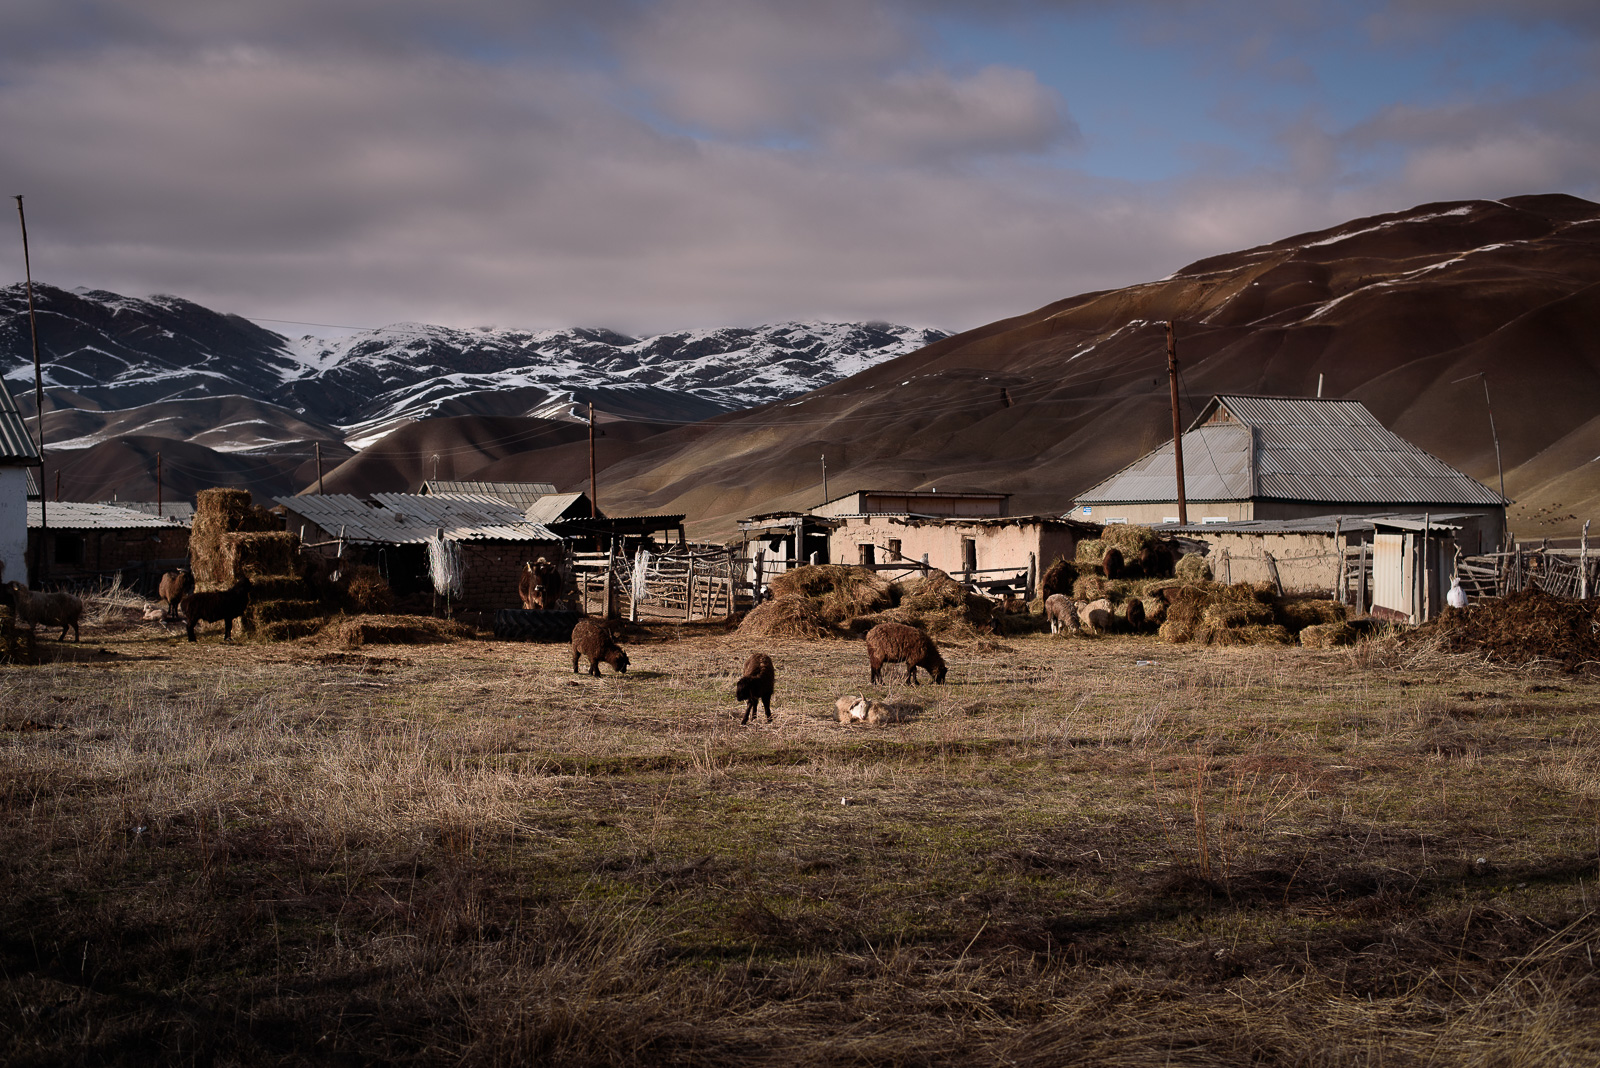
[456,540,565,611]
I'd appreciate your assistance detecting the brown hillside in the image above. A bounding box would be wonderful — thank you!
[578,194,1600,540]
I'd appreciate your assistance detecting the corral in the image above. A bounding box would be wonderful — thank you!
[2,614,1598,1064]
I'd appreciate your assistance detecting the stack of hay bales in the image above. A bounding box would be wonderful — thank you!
[1156,582,1349,647]
[190,488,328,641]
[333,615,474,648]
[769,564,892,624]
[738,564,996,639]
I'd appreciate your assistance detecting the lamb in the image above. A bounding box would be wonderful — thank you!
[157,569,194,621]
[864,622,946,685]
[570,618,629,676]
[519,558,562,610]
[5,581,84,642]
[180,576,252,643]
[1045,593,1079,634]
[1080,597,1115,634]
[835,694,912,725]
[736,652,775,724]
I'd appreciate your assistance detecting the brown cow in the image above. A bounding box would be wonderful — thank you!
[518,558,562,610]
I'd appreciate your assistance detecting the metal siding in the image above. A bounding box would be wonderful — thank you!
[277,493,560,545]
[1372,533,1410,619]
[0,383,41,464]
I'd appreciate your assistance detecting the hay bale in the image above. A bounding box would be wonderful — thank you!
[258,619,325,642]
[1099,524,1160,555]
[1072,573,1109,602]
[1234,624,1294,645]
[1300,622,1358,648]
[247,599,325,626]
[1141,596,1167,626]
[344,566,395,614]
[1075,538,1106,564]
[1174,553,1213,583]
[769,564,892,624]
[247,575,316,601]
[190,488,282,586]
[895,569,967,612]
[1158,620,1194,644]
[738,595,833,639]
[333,614,474,648]
[1276,598,1348,632]
[1202,600,1277,628]
[222,531,300,583]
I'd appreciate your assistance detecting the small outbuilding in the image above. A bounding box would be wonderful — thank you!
[26,501,191,590]
[0,381,39,586]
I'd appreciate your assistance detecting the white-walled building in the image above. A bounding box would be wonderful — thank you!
[0,383,41,586]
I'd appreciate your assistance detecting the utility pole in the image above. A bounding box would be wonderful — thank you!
[821,453,828,505]
[156,451,163,517]
[588,401,597,518]
[1452,372,1508,549]
[1166,321,1188,525]
[14,195,46,583]
[314,441,325,494]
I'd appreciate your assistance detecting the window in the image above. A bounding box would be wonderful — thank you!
[1163,517,1180,524]
[886,539,901,560]
[1201,517,1230,525]
[858,543,876,567]
[961,538,977,573]
[1104,517,1128,525]
[54,534,85,566]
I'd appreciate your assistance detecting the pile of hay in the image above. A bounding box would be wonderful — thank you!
[1157,582,1347,647]
[190,488,281,587]
[737,596,833,640]
[889,569,995,636]
[768,565,891,624]
[344,566,396,614]
[333,614,475,648]
[223,531,300,581]
[1175,553,1213,582]
[1419,588,1600,672]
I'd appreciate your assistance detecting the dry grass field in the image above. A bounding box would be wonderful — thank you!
[3,616,1599,1066]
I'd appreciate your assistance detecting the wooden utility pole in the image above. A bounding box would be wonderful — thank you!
[1166,321,1188,525]
[156,452,163,517]
[588,401,597,518]
[314,441,325,494]
[821,453,828,505]
[14,195,46,582]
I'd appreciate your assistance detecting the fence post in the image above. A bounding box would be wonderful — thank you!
[1583,520,1590,600]
[1026,552,1036,602]
[685,557,696,621]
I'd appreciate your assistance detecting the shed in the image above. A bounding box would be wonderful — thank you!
[276,492,565,611]
[1069,395,1507,548]
[0,379,39,586]
[26,501,191,592]
[419,480,558,509]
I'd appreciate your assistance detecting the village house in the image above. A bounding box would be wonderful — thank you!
[1067,395,1508,549]
[419,480,557,509]
[0,383,40,586]
[25,501,191,590]
[276,492,565,612]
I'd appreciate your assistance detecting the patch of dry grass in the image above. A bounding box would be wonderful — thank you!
[2,621,1599,1064]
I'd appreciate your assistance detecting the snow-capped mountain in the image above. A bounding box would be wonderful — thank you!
[0,283,947,450]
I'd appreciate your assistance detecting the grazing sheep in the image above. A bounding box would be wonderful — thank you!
[1123,598,1147,632]
[519,558,562,610]
[570,618,629,676]
[1101,546,1125,580]
[1081,597,1114,634]
[157,569,193,621]
[1045,593,1079,634]
[736,652,775,724]
[864,622,947,685]
[180,576,252,643]
[5,581,84,642]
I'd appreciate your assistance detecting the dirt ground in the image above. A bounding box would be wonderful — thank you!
[3,614,1600,1066]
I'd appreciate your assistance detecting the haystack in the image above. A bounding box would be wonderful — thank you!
[892,569,995,635]
[769,565,892,624]
[737,595,833,640]
[190,488,280,587]
[333,614,475,648]
[1300,622,1359,648]
[1175,553,1213,583]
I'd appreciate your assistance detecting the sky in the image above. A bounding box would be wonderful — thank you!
[1,0,1596,338]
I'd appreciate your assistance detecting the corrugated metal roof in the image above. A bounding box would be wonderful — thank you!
[276,493,562,544]
[1158,512,1475,536]
[97,501,196,525]
[28,501,189,530]
[1077,395,1505,506]
[420,480,558,508]
[0,382,41,464]
[523,492,588,524]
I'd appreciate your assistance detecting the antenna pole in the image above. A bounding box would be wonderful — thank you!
[14,195,46,582]
[1167,321,1188,525]
[1481,375,1507,550]
[315,441,325,494]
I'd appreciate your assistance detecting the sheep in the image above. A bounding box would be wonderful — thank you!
[1122,598,1147,632]
[180,576,252,643]
[519,558,562,610]
[570,617,629,676]
[5,581,84,642]
[1045,593,1079,634]
[1101,546,1125,580]
[1081,597,1115,634]
[157,569,194,621]
[836,694,913,725]
[736,652,775,724]
[864,622,946,685]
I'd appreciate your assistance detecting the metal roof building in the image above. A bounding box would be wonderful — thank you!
[419,480,559,510]
[1068,395,1507,537]
[276,493,561,544]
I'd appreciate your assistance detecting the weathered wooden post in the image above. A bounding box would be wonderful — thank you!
[685,556,696,621]
[1582,520,1590,600]
[1026,552,1037,602]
